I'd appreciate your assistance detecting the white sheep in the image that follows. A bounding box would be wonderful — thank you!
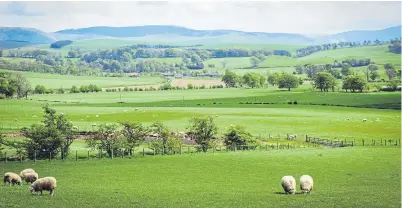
[19,168,36,180]
[3,172,22,186]
[281,176,296,194]
[287,134,297,140]
[300,175,314,194]
[30,177,57,196]
[362,119,367,122]
[24,172,39,184]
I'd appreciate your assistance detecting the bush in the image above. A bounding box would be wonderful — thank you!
[293,101,298,104]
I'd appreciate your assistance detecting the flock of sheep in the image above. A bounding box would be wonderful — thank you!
[3,168,57,196]
[281,175,313,194]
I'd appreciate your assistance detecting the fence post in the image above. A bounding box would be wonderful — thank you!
[385,139,387,146]
[20,154,22,162]
[34,152,36,163]
[49,152,51,161]
[287,143,289,149]
[88,151,90,160]
[362,139,365,146]
[111,149,114,159]
[5,152,7,163]
[352,141,354,146]
[75,151,78,161]
[154,148,156,156]
[143,148,145,156]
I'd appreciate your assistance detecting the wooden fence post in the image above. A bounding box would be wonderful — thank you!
[111,149,114,159]
[20,154,22,162]
[49,152,51,161]
[75,151,78,161]
[34,152,36,163]
[362,139,365,146]
[385,139,387,146]
[143,148,145,156]
[5,152,7,163]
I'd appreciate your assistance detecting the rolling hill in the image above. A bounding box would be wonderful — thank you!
[0,25,401,49]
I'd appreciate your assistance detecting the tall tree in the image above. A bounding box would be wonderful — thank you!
[312,72,337,92]
[187,116,218,152]
[222,70,239,88]
[267,72,280,86]
[277,73,300,91]
[366,64,379,82]
[87,123,123,157]
[342,75,367,92]
[12,73,31,99]
[384,63,396,80]
[120,122,150,153]
[151,121,170,154]
[250,56,261,68]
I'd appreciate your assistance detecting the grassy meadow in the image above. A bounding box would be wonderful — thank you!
[0,41,401,208]
[0,147,400,208]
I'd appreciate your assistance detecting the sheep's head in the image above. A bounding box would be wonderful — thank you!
[29,184,35,194]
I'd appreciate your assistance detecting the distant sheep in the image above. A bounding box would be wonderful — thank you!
[362,119,367,122]
[24,172,39,184]
[287,134,297,140]
[281,176,296,194]
[4,172,22,186]
[300,175,314,194]
[19,169,36,180]
[30,177,57,196]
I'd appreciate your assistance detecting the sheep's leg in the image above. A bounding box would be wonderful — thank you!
[50,190,54,196]
[40,191,43,195]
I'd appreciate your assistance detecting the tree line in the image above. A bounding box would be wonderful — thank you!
[0,105,258,159]
[295,39,390,58]
[388,39,401,54]
[222,70,303,91]
[0,71,30,99]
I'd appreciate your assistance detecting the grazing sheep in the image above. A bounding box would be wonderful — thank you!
[300,175,314,194]
[287,134,297,140]
[24,172,39,184]
[19,169,36,180]
[30,177,57,196]
[281,176,296,194]
[4,172,22,186]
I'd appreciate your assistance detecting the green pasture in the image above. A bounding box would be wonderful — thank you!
[0,147,400,208]
[0,69,165,89]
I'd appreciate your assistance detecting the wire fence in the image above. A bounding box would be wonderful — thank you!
[0,136,400,163]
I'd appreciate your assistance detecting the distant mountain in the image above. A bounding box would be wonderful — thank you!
[315,25,402,44]
[55,25,314,45]
[0,25,401,49]
[0,27,55,44]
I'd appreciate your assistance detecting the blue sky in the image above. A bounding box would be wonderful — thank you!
[0,1,400,35]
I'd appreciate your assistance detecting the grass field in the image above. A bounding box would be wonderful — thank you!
[0,69,165,89]
[0,88,400,140]
[0,147,400,208]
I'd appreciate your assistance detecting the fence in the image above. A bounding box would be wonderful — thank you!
[0,136,400,163]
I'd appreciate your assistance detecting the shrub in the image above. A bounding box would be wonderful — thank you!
[293,101,298,104]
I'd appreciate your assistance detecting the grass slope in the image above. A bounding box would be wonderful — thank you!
[0,147,400,208]
[0,69,165,89]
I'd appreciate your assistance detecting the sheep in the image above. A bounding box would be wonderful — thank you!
[24,172,39,184]
[4,172,22,186]
[300,175,314,194]
[30,177,57,196]
[287,134,297,140]
[19,168,36,180]
[363,119,367,122]
[281,176,296,194]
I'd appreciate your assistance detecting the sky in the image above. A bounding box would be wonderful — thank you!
[0,1,401,35]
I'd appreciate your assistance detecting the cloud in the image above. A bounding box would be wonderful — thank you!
[0,1,400,35]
